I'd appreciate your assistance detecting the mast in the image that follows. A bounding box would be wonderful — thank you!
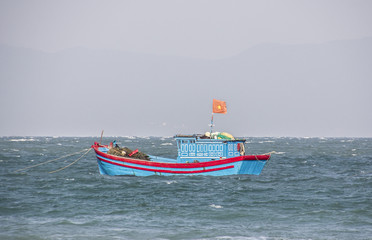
[209,113,215,135]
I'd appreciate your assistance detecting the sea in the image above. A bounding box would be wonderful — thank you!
[1,136,371,240]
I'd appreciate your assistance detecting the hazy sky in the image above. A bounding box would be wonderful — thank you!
[1,0,372,137]
[1,0,372,59]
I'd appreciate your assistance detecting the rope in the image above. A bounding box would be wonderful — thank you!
[257,151,279,167]
[49,148,92,174]
[14,148,90,173]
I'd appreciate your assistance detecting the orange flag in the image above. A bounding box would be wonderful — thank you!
[213,99,227,114]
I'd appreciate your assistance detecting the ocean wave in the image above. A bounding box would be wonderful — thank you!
[2,137,372,240]
[209,204,223,209]
[138,136,150,139]
[124,136,136,139]
[9,138,36,142]
[57,218,98,226]
[161,143,173,146]
[210,237,274,240]
[275,152,286,155]
[258,140,276,143]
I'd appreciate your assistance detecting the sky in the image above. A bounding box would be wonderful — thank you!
[1,0,372,137]
[1,0,372,59]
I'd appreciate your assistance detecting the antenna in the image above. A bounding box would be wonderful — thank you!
[209,113,214,135]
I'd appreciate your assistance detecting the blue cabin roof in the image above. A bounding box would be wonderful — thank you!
[174,134,246,163]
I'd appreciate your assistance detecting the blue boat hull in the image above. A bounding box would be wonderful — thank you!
[92,144,270,176]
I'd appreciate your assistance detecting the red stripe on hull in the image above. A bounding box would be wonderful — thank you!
[92,146,269,169]
[97,156,234,174]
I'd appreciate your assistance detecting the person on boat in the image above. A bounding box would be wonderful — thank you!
[108,140,117,149]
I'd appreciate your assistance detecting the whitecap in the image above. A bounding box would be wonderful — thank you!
[10,138,35,142]
[165,180,177,184]
[209,204,223,209]
[161,143,173,146]
[275,152,286,155]
[124,136,136,139]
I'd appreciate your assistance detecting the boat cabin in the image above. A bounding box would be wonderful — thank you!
[174,134,246,163]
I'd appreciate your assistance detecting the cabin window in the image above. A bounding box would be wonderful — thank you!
[189,144,195,152]
[197,144,202,152]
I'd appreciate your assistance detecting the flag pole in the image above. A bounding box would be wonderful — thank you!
[209,112,214,135]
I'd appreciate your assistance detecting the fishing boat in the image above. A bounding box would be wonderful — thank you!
[91,99,271,176]
[92,134,271,176]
